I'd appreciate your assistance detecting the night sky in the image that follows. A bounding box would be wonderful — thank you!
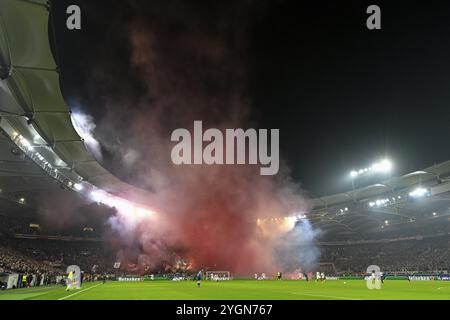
[51,0,450,197]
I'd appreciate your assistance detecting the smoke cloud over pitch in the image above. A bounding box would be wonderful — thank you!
[71,1,321,275]
[275,219,321,273]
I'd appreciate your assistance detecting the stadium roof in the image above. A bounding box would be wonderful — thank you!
[307,161,450,236]
[0,0,150,206]
[310,160,450,209]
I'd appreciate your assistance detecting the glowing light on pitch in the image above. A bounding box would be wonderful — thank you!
[285,216,298,229]
[256,213,307,237]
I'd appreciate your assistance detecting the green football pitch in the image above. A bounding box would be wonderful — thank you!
[0,280,449,300]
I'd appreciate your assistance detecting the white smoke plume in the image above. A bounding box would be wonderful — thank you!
[71,110,103,161]
[274,218,322,273]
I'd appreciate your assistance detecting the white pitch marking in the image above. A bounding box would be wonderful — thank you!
[290,292,362,300]
[58,283,103,300]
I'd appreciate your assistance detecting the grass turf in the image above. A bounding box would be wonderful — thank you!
[0,280,449,300]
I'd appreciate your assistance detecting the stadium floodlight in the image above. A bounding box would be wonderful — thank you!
[369,197,394,209]
[74,183,83,191]
[409,187,428,198]
[432,212,438,217]
[349,159,393,179]
[372,159,392,173]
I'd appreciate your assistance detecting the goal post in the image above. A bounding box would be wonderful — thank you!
[206,271,231,281]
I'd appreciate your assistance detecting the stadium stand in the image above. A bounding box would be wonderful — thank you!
[320,235,450,274]
[0,211,115,286]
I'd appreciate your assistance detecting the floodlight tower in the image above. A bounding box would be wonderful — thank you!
[349,159,393,190]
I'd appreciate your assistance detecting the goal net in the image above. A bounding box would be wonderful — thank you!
[206,271,231,281]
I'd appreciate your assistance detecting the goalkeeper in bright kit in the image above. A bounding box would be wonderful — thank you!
[66,270,74,291]
[66,270,80,291]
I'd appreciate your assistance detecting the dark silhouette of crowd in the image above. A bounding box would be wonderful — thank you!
[320,235,450,273]
[0,237,114,274]
[0,213,115,286]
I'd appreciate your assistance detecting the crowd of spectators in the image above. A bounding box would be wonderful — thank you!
[0,244,58,275]
[2,237,114,271]
[0,212,114,280]
[0,237,115,275]
[320,235,450,273]
[321,220,450,243]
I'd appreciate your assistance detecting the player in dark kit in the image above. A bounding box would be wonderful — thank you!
[196,270,203,288]
[381,272,386,284]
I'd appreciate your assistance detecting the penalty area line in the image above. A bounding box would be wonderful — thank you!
[58,283,103,300]
[290,292,361,300]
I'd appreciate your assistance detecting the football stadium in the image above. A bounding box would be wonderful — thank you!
[1,0,450,303]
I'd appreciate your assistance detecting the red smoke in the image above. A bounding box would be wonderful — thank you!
[90,1,313,275]
[107,164,310,275]
[153,166,309,274]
